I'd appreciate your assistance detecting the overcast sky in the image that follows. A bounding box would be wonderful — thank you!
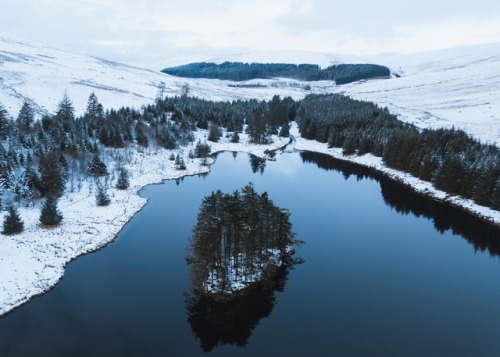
[1,0,500,69]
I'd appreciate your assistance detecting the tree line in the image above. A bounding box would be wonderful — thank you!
[162,62,390,84]
[1,90,498,235]
[296,94,500,212]
[0,92,294,235]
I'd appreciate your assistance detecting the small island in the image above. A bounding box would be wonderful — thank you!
[187,183,301,301]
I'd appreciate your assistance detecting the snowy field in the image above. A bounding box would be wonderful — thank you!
[336,43,500,146]
[1,34,498,146]
[1,34,499,317]
[0,129,289,317]
[290,124,500,227]
[0,35,335,117]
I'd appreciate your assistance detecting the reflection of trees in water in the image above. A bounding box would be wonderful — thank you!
[250,155,266,174]
[300,151,500,257]
[185,262,301,352]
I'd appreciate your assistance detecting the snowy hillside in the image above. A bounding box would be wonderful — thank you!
[163,45,500,146]
[1,33,499,146]
[0,35,333,117]
[337,44,500,146]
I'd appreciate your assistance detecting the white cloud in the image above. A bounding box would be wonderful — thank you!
[1,0,499,68]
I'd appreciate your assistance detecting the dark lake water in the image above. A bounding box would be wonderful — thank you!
[1,151,500,356]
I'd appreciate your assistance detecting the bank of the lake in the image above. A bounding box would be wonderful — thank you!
[0,129,289,318]
[290,123,500,228]
[1,151,500,356]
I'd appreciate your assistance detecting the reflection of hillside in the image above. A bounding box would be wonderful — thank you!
[300,151,500,256]
[185,264,295,352]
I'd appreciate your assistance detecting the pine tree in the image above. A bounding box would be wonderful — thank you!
[38,151,67,197]
[96,186,111,206]
[2,205,24,235]
[88,154,108,177]
[342,135,357,155]
[0,104,10,140]
[175,154,186,170]
[40,196,63,226]
[208,125,221,142]
[247,111,269,144]
[85,92,100,118]
[195,140,211,158]
[135,123,149,147]
[56,93,75,132]
[16,100,34,132]
[230,131,240,143]
[278,124,289,137]
[116,167,130,190]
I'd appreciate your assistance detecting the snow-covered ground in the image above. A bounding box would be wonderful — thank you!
[0,35,335,117]
[1,34,499,316]
[331,44,500,146]
[1,33,499,145]
[290,123,500,227]
[163,44,500,146]
[0,129,289,317]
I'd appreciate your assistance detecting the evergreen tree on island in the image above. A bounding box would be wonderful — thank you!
[187,183,300,300]
[2,205,24,235]
[40,196,63,226]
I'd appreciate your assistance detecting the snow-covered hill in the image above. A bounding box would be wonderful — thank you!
[1,33,499,146]
[0,35,334,117]
[162,45,500,146]
[337,44,500,146]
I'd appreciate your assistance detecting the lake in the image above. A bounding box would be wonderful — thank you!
[1,150,500,356]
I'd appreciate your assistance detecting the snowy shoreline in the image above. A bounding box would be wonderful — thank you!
[290,124,500,228]
[2,123,499,318]
[0,130,289,318]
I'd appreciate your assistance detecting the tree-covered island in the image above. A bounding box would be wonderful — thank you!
[186,183,302,301]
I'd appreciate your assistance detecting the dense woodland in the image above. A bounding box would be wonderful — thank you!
[0,89,499,235]
[162,62,390,84]
[186,183,297,299]
[296,94,500,212]
[0,92,293,234]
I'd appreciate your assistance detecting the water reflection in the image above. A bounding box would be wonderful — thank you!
[185,260,302,352]
[300,151,500,256]
[249,156,266,174]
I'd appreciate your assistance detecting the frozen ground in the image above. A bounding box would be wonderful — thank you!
[164,44,500,146]
[0,34,335,117]
[2,34,498,146]
[0,128,289,317]
[335,43,500,146]
[1,34,499,316]
[290,123,500,227]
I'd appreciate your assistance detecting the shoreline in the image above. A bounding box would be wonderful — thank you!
[290,124,500,229]
[0,131,289,318]
[2,125,499,318]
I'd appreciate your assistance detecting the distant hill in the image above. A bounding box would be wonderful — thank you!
[162,62,390,84]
